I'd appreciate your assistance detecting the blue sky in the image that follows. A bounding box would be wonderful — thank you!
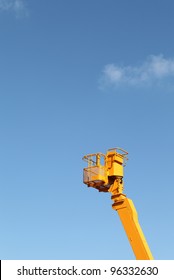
[0,0,174,260]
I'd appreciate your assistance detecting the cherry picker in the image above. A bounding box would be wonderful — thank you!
[83,148,153,260]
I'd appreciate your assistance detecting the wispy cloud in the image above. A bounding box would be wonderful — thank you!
[100,55,174,88]
[0,0,28,17]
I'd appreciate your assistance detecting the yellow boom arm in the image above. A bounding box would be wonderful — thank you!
[83,148,153,260]
[111,193,153,259]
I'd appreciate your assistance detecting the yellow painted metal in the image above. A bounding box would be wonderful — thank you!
[83,152,108,191]
[83,148,154,260]
[106,148,125,178]
[109,180,153,260]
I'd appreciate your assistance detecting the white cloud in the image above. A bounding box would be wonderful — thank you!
[100,55,174,88]
[0,0,28,17]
